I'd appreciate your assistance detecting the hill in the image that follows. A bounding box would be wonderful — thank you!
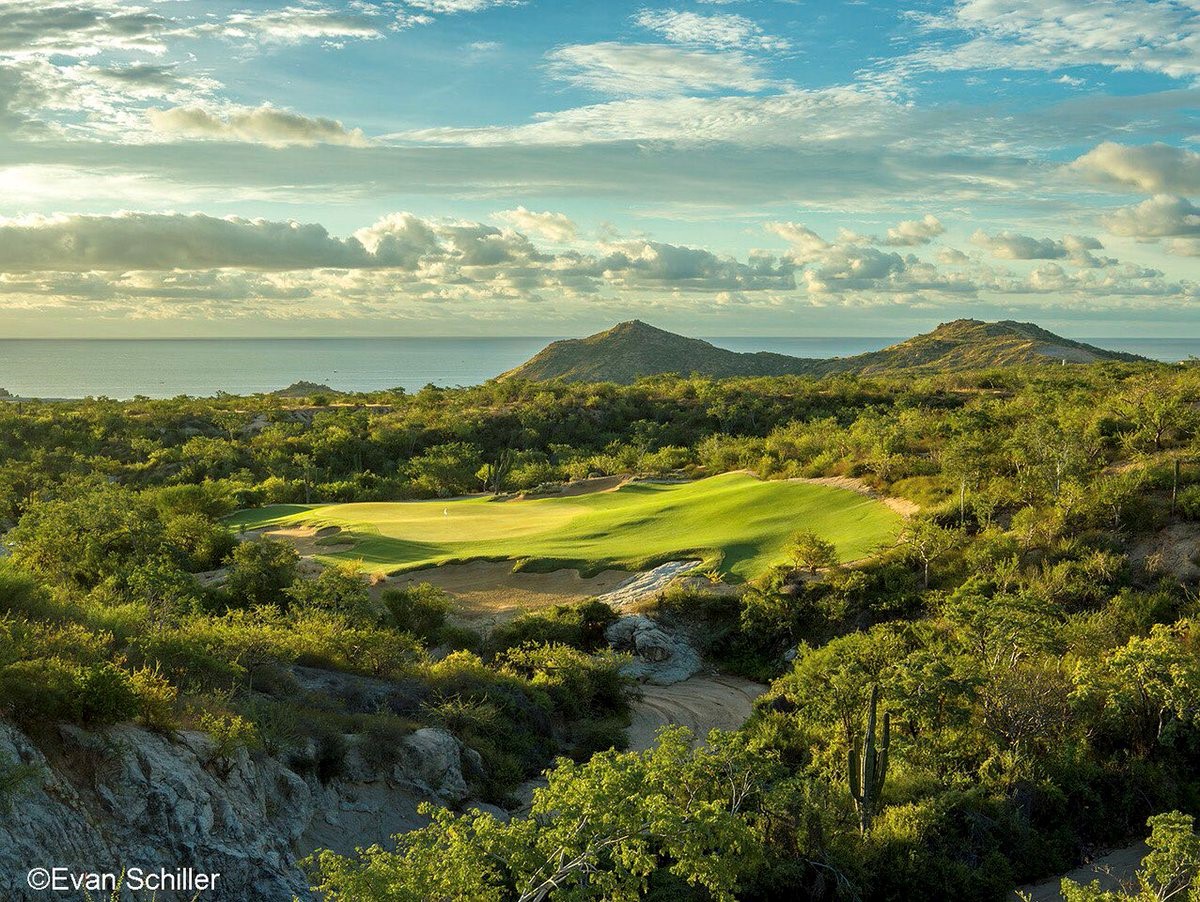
[269,381,342,398]
[497,318,1148,383]
[498,320,824,383]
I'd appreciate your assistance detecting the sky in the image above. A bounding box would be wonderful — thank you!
[0,0,1198,338]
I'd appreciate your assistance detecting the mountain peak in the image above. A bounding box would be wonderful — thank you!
[497,319,1148,384]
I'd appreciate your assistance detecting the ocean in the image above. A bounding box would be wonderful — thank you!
[0,337,1197,400]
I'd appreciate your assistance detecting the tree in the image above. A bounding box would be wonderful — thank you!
[223,539,298,607]
[309,727,772,902]
[791,530,839,575]
[1062,811,1200,901]
[288,563,377,622]
[899,519,963,588]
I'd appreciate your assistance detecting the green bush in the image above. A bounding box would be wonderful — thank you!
[1176,484,1200,520]
[486,600,618,656]
[77,663,142,724]
[382,582,451,639]
[223,539,299,608]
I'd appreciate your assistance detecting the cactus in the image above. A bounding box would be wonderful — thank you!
[848,684,890,835]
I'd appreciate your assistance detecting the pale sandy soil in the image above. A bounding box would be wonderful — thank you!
[252,524,353,556]
[790,475,920,518]
[1015,842,1147,901]
[511,671,766,813]
[514,473,630,499]
[626,672,766,752]
[1129,522,1200,582]
[380,560,631,625]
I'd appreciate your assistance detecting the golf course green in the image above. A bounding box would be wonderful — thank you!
[229,472,902,581]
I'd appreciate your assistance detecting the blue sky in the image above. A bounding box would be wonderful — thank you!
[0,0,1197,337]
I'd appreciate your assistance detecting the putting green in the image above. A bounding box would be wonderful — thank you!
[228,472,902,582]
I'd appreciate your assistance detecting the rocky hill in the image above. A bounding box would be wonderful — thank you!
[498,319,1147,383]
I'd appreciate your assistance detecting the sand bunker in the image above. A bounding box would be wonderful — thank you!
[790,475,919,518]
[380,560,631,623]
[1015,842,1148,901]
[626,672,766,752]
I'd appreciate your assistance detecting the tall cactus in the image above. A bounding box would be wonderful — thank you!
[848,684,890,835]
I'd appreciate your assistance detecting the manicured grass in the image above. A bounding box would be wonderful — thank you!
[228,472,902,581]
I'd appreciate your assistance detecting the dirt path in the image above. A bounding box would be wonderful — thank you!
[626,672,766,751]
[1014,842,1147,900]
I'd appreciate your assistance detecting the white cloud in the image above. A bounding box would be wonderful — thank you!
[884,214,945,246]
[0,210,1193,322]
[971,229,1111,266]
[544,43,769,96]
[0,1,172,57]
[633,10,790,51]
[1102,194,1200,239]
[1071,142,1200,195]
[404,0,522,11]
[211,5,385,46]
[764,222,830,262]
[903,0,1200,80]
[1167,238,1200,257]
[149,105,370,148]
[494,207,577,242]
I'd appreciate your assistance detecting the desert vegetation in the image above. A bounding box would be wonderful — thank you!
[4,360,1200,897]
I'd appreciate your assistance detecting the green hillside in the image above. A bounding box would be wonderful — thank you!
[497,318,1147,383]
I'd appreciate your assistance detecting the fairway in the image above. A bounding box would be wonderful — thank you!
[229,472,902,582]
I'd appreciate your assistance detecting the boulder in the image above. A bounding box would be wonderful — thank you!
[605,615,701,685]
[394,728,473,803]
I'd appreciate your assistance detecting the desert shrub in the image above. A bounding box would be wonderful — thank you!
[1177,484,1200,521]
[130,666,179,732]
[436,624,483,653]
[162,512,236,571]
[288,564,378,622]
[0,658,83,723]
[499,642,630,722]
[356,717,416,772]
[487,600,618,656]
[382,583,452,639]
[223,539,298,608]
[76,663,142,725]
[199,711,261,764]
[0,562,54,619]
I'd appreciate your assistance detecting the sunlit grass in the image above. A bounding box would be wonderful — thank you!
[229,472,901,581]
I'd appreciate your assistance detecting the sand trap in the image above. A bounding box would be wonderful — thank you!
[380,560,631,623]
[253,524,353,556]
[626,672,766,752]
[790,475,919,518]
[532,474,630,498]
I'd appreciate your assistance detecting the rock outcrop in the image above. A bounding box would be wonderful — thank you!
[0,717,483,901]
[606,615,701,685]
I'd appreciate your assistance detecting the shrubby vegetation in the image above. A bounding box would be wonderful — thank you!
[6,362,1200,896]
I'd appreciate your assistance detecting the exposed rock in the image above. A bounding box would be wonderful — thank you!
[0,721,312,901]
[394,728,474,802]
[606,615,701,685]
[464,801,511,822]
[595,560,701,610]
[0,713,487,899]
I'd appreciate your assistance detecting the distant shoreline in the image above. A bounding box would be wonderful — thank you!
[1,335,1197,401]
